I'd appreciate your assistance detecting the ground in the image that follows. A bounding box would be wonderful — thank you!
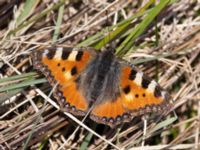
[0,0,200,149]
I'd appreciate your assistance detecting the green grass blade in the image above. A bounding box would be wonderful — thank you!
[80,132,93,150]
[0,72,37,84]
[149,116,177,134]
[52,4,64,43]
[116,0,171,56]
[93,23,131,49]
[0,78,46,93]
[77,10,147,48]
[16,0,40,27]
[8,0,65,36]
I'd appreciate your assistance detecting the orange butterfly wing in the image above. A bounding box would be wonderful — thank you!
[91,64,173,127]
[32,46,95,115]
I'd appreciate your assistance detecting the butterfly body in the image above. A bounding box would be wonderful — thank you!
[77,50,121,106]
[32,46,173,127]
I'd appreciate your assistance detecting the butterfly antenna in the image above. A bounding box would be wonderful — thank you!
[106,9,111,44]
[105,8,116,53]
[103,8,111,50]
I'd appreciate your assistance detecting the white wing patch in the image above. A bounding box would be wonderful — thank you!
[147,80,157,93]
[134,72,143,86]
[54,48,63,59]
[68,51,78,61]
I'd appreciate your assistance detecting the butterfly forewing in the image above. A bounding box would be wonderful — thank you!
[32,46,95,115]
[120,65,172,114]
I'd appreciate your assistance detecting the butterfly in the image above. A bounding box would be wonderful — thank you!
[32,46,173,127]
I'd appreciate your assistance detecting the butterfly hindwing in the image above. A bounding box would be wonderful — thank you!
[54,80,89,115]
[90,63,173,127]
[32,46,96,115]
[90,97,130,126]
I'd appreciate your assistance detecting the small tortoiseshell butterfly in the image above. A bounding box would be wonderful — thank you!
[32,46,173,127]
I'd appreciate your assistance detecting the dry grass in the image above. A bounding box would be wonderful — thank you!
[0,0,200,149]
